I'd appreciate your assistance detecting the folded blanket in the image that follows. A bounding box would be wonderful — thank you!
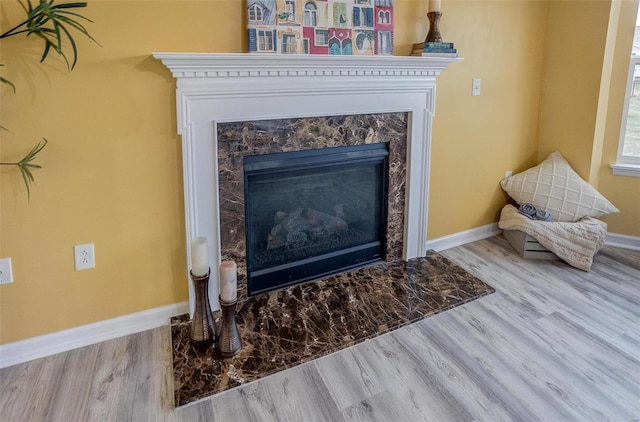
[499,204,607,271]
[518,203,537,219]
[518,203,552,222]
[534,209,553,222]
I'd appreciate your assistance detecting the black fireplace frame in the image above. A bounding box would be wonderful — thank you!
[243,143,390,296]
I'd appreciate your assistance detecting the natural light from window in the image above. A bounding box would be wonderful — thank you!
[623,12,640,157]
[613,7,640,176]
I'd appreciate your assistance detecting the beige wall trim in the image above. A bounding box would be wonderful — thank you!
[605,232,640,251]
[425,223,640,253]
[0,301,189,369]
[2,228,636,369]
[425,223,502,252]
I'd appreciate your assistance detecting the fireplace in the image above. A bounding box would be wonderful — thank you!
[153,53,461,313]
[217,113,407,300]
[244,143,389,295]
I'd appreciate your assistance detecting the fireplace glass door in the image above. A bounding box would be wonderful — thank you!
[244,143,389,296]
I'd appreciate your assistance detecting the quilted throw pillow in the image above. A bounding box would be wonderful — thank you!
[500,152,619,222]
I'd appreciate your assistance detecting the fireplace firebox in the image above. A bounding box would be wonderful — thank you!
[244,143,389,296]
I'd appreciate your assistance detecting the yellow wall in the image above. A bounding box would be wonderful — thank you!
[0,0,427,345]
[0,0,638,345]
[598,0,640,235]
[0,0,247,344]
[538,0,609,176]
[428,0,549,238]
[538,0,640,236]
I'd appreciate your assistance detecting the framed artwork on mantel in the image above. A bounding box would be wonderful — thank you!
[247,0,394,55]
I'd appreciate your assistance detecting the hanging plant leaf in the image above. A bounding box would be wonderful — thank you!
[1,0,98,70]
[0,139,48,200]
[0,64,16,93]
[1,1,96,199]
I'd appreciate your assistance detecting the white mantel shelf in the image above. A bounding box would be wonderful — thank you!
[153,52,463,79]
[153,52,461,315]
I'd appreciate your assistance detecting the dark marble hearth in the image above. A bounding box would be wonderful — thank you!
[171,251,494,407]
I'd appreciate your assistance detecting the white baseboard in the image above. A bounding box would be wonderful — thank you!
[0,301,189,369]
[605,232,640,251]
[425,224,640,253]
[425,223,502,252]
[2,227,636,370]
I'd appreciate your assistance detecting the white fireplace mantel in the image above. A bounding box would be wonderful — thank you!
[153,52,461,313]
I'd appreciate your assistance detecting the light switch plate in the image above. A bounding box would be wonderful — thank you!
[472,78,482,96]
[0,257,13,284]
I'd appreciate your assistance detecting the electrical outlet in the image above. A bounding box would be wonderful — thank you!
[74,243,95,271]
[0,257,13,284]
[505,170,513,179]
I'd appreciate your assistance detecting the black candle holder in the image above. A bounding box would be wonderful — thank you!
[218,296,242,357]
[190,269,216,343]
[425,11,443,43]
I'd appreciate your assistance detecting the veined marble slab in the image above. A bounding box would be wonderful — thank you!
[217,113,408,300]
[171,250,494,407]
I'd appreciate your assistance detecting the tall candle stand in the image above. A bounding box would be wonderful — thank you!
[190,269,216,343]
[425,11,443,43]
[218,296,242,357]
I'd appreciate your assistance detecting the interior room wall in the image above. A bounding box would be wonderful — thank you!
[427,0,549,239]
[0,0,430,345]
[1,0,636,346]
[538,0,610,176]
[538,0,639,236]
[597,0,640,236]
[0,0,247,345]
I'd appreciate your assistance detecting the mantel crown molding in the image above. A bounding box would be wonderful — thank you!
[152,52,462,79]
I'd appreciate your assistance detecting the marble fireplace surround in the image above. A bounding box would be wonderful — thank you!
[153,53,461,313]
[217,112,407,299]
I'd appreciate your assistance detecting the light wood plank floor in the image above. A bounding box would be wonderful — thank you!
[1,236,638,421]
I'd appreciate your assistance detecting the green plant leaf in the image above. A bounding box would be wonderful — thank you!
[0,64,16,93]
[4,0,96,70]
[17,138,48,200]
[0,138,48,200]
[0,0,95,200]
[58,22,78,68]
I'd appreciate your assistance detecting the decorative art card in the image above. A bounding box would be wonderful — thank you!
[247,0,394,55]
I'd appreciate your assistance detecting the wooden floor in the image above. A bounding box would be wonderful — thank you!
[1,236,638,421]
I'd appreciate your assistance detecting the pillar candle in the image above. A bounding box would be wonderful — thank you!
[219,260,238,302]
[190,237,209,276]
[429,0,441,12]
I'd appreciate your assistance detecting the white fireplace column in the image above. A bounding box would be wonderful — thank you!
[153,53,461,314]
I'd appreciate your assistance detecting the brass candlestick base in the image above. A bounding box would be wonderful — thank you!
[425,11,443,43]
[218,296,242,358]
[190,269,216,343]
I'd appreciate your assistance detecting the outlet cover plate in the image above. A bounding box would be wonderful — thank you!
[74,243,95,271]
[0,257,13,284]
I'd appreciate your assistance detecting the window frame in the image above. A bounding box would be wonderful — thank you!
[284,0,295,22]
[249,4,263,22]
[612,54,640,176]
[304,2,317,27]
[257,29,276,52]
[282,33,297,54]
[314,29,329,46]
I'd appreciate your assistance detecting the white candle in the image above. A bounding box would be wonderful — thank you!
[219,260,238,302]
[429,0,441,13]
[190,237,209,276]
